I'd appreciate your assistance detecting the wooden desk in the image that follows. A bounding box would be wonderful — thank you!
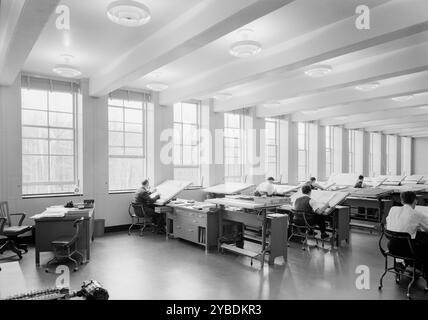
[33,209,94,267]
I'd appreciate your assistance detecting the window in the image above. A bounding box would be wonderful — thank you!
[21,76,79,196]
[265,118,279,179]
[297,122,309,182]
[108,90,150,192]
[386,135,397,175]
[173,102,200,185]
[369,132,381,177]
[325,126,334,178]
[348,130,363,174]
[401,137,412,175]
[224,113,243,182]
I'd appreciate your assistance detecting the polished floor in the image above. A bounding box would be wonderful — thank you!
[1,230,428,300]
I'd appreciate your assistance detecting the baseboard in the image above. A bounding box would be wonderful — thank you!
[104,224,132,233]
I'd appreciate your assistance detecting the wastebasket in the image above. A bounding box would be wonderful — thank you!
[94,219,105,238]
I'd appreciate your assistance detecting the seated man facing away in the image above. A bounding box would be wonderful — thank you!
[354,175,367,188]
[293,184,330,239]
[305,177,325,190]
[134,179,161,226]
[386,191,428,278]
[254,177,277,197]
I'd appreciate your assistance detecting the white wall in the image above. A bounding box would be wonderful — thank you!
[413,137,428,174]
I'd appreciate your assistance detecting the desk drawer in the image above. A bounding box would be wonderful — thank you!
[173,220,198,243]
[173,208,208,227]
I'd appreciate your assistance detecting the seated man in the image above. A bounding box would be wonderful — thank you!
[254,177,277,197]
[386,191,428,274]
[354,175,367,188]
[293,184,330,239]
[305,177,325,190]
[134,179,161,227]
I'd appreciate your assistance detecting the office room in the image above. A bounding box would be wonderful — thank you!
[1,0,428,308]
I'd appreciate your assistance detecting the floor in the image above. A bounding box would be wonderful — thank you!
[1,230,427,300]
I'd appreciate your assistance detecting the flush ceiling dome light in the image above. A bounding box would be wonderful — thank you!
[229,29,262,58]
[146,82,168,91]
[52,65,82,78]
[355,82,380,92]
[213,93,232,101]
[107,0,151,27]
[304,65,333,78]
[391,95,414,102]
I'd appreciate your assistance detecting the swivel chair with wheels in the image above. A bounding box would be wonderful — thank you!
[0,201,32,260]
[378,229,427,299]
[288,210,320,250]
[128,203,155,236]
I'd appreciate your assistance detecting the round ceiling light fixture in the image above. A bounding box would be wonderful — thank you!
[52,65,82,78]
[229,29,262,58]
[146,82,168,91]
[391,95,414,102]
[107,0,151,27]
[304,65,333,78]
[213,93,233,101]
[355,82,380,92]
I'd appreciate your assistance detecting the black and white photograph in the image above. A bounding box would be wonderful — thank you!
[1,0,428,309]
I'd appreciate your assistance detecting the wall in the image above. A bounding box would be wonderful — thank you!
[413,137,428,174]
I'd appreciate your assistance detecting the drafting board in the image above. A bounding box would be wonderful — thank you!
[151,180,192,205]
[379,184,428,193]
[402,175,424,184]
[204,182,255,195]
[275,184,301,194]
[378,175,406,186]
[366,177,387,188]
[290,190,349,214]
[327,173,359,187]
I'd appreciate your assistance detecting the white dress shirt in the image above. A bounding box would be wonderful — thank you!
[386,204,428,239]
[256,182,277,196]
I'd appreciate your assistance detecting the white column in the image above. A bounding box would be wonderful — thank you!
[396,136,402,175]
[317,124,327,180]
[280,118,298,185]
[380,134,387,175]
[342,128,349,173]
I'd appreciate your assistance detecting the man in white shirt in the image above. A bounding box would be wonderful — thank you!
[386,191,428,280]
[255,177,277,196]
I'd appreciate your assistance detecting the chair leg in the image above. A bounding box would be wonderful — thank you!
[406,264,417,299]
[128,223,135,235]
[378,257,388,290]
[1,240,23,260]
[16,243,28,253]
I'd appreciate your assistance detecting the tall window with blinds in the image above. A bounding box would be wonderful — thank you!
[325,126,334,178]
[265,118,279,179]
[108,90,150,192]
[21,76,79,196]
[297,122,309,182]
[348,130,363,174]
[369,132,381,177]
[386,135,398,175]
[173,102,201,185]
[401,137,412,175]
[224,113,243,182]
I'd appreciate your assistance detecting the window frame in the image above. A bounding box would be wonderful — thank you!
[265,118,280,179]
[224,112,244,182]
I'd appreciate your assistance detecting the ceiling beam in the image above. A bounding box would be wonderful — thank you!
[383,126,428,135]
[161,0,428,106]
[89,0,295,97]
[261,71,428,118]
[346,114,428,130]
[0,0,59,86]
[366,121,428,133]
[218,43,428,112]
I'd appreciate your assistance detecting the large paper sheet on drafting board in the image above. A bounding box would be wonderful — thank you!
[204,183,254,195]
[151,180,192,205]
[290,190,349,213]
[327,173,359,186]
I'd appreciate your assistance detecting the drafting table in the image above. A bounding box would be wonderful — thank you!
[31,208,94,267]
[152,180,192,205]
[402,175,425,185]
[274,184,301,195]
[379,184,428,205]
[378,175,406,186]
[278,204,350,248]
[326,173,360,189]
[290,190,350,214]
[341,187,394,231]
[204,183,255,197]
[206,197,288,267]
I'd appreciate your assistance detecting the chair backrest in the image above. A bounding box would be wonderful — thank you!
[379,229,415,258]
[290,210,311,227]
[129,203,146,218]
[0,201,11,227]
[69,217,85,246]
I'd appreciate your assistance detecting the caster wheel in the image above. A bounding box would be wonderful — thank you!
[302,247,306,251]
[407,294,411,300]
[378,286,382,291]
[424,287,428,292]
[18,255,22,260]
[45,269,49,273]
[73,268,78,272]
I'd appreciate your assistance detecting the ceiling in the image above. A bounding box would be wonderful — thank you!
[1,0,428,137]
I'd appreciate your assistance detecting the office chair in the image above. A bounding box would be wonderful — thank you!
[0,201,32,260]
[288,210,320,250]
[378,229,427,299]
[128,203,155,236]
[46,217,85,272]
